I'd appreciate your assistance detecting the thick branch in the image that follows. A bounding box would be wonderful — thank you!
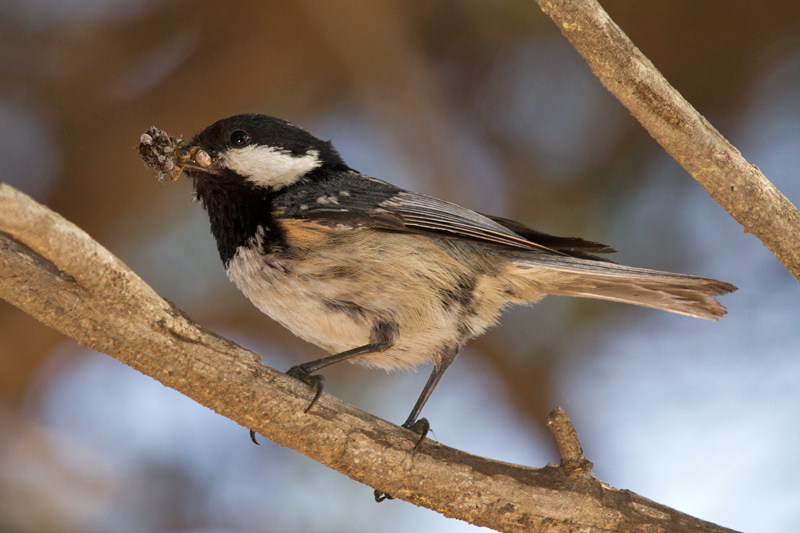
[535,0,800,282]
[0,185,740,531]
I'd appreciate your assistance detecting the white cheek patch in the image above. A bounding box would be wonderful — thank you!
[221,145,322,189]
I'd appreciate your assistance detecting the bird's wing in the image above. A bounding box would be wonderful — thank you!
[274,172,613,259]
[483,215,616,260]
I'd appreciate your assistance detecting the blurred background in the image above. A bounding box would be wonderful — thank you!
[1,0,799,531]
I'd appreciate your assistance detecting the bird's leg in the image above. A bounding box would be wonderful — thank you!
[374,347,458,503]
[251,323,395,445]
[287,320,396,413]
[401,346,459,449]
[287,344,377,412]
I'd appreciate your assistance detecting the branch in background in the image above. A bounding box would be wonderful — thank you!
[535,0,800,282]
[0,183,740,532]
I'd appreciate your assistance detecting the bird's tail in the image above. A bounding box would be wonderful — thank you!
[506,255,737,320]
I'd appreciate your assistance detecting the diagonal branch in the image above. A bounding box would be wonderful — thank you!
[535,0,800,282]
[0,183,739,532]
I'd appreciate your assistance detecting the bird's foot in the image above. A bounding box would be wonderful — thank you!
[287,365,325,413]
[402,417,430,451]
[374,417,431,502]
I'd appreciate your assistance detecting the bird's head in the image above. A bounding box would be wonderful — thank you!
[179,114,348,192]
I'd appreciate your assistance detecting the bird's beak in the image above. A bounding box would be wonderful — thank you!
[176,145,218,175]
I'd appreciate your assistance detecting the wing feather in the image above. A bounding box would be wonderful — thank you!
[275,172,611,258]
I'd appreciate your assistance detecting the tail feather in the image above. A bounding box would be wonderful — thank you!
[510,256,737,320]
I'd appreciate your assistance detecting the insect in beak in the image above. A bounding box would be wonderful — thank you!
[176,145,216,174]
[138,126,217,181]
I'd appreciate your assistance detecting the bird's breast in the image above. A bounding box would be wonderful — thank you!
[225,220,509,369]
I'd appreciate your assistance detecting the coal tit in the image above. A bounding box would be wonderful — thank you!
[162,113,736,443]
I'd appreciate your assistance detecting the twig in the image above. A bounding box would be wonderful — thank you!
[535,0,800,282]
[548,408,594,477]
[0,183,740,531]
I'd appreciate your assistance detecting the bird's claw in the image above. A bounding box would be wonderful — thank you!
[402,417,430,451]
[374,418,431,502]
[374,489,395,502]
[287,365,325,413]
[250,364,326,444]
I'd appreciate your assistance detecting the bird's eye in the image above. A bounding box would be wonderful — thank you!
[229,130,250,147]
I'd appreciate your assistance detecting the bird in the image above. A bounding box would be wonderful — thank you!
[167,113,736,445]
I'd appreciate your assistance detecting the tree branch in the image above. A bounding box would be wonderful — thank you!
[0,183,739,531]
[535,0,800,282]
